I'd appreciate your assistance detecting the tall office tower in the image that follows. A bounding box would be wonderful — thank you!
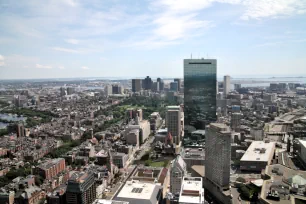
[152,82,160,92]
[143,76,153,90]
[66,172,96,204]
[170,155,187,195]
[157,78,164,91]
[170,82,179,92]
[234,84,241,91]
[174,78,181,91]
[223,75,230,96]
[60,87,66,96]
[104,85,112,95]
[17,123,25,137]
[132,79,142,92]
[184,58,217,144]
[231,112,243,132]
[166,106,181,145]
[206,123,231,190]
[112,84,122,94]
[67,87,75,95]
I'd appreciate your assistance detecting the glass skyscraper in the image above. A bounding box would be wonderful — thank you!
[183,58,217,146]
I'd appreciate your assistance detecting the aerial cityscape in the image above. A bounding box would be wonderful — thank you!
[1,1,306,204]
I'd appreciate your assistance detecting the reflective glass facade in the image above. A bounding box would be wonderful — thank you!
[184,59,217,146]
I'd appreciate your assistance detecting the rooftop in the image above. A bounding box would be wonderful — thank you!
[240,141,275,162]
[116,180,161,201]
[179,177,205,204]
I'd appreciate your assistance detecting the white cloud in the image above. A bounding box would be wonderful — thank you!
[81,66,89,70]
[36,64,52,69]
[65,38,79,44]
[241,0,306,20]
[59,66,65,69]
[52,47,79,53]
[0,55,5,66]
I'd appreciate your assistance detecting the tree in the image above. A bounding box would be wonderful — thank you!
[236,177,246,183]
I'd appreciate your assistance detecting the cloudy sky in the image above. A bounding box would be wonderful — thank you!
[0,0,306,79]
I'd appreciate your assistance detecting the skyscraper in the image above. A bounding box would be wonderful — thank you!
[166,106,181,145]
[223,75,231,96]
[143,76,153,90]
[132,79,142,92]
[157,78,164,91]
[206,123,231,190]
[174,78,181,91]
[66,172,96,204]
[170,82,178,92]
[184,58,217,145]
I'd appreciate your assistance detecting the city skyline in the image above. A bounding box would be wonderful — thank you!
[1,0,306,79]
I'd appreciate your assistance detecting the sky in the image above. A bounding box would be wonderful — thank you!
[0,0,306,79]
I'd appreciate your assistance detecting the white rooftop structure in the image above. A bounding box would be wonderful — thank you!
[241,141,275,162]
[114,180,162,204]
[179,177,205,204]
[298,139,306,148]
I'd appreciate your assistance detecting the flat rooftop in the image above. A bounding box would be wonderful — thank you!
[241,141,275,162]
[179,177,204,204]
[116,180,160,200]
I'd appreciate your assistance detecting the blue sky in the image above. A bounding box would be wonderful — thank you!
[0,0,306,79]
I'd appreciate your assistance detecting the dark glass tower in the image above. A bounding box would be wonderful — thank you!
[184,58,217,146]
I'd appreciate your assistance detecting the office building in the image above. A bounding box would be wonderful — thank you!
[60,87,66,96]
[231,112,243,132]
[181,148,205,171]
[157,78,164,91]
[112,84,123,94]
[152,82,160,92]
[179,177,205,204]
[66,172,96,204]
[35,158,66,180]
[166,106,181,145]
[67,87,75,95]
[206,123,231,190]
[234,84,241,90]
[143,76,153,90]
[174,78,181,91]
[240,141,275,172]
[149,112,162,132]
[293,139,306,166]
[170,82,179,92]
[104,85,112,95]
[113,180,162,204]
[17,123,25,137]
[132,79,142,92]
[170,155,187,195]
[184,59,217,145]
[223,75,230,96]
[111,152,128,168]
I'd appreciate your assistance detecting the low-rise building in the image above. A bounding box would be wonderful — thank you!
[113,180,162,204]
[240,141,275,172]
[179,177,205,204]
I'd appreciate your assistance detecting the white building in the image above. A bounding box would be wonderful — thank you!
[223,75,230,96]
[113,180,162,204]
[240,141,275,172]
[206,123,231,190]
[170,155,188,195]
[179,177,205,204]
[126,120,150,144]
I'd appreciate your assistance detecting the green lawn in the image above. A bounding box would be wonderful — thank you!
[145,159,169,167]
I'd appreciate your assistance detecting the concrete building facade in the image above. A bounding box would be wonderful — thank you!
[206,123,231,190]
